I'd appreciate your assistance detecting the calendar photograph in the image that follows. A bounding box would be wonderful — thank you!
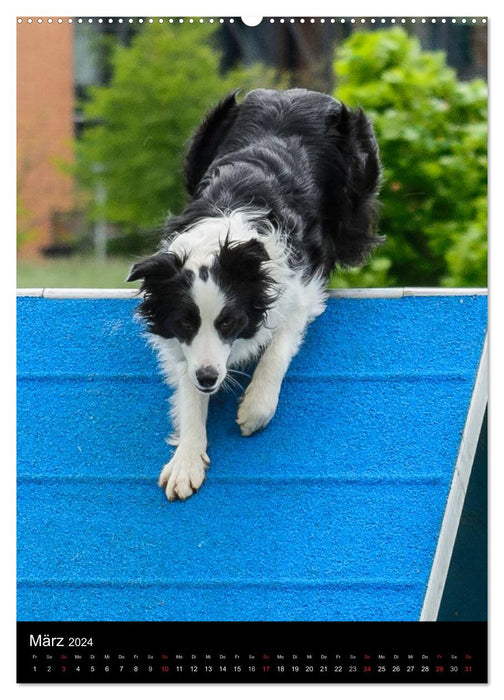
[16,15,488,683]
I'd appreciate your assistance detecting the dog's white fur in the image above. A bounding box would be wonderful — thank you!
[147,211,326,500]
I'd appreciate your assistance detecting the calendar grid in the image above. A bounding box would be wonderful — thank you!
[17,621,487,683]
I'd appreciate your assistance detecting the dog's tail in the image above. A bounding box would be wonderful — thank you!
[320,103,383,270]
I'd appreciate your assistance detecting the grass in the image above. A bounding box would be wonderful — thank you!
[17,253,386,290]
[17,255,140,290]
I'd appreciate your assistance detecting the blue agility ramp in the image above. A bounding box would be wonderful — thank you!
[16,290,487,622]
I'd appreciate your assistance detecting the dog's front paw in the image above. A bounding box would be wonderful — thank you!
[158,447,210,501]
[236,381,279,436]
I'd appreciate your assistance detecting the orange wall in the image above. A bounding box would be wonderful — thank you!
[17,20,74,257]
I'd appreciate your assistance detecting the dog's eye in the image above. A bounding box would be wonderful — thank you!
[217,317,236,335]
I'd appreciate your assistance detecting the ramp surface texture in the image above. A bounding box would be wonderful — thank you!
[17,294,487,621]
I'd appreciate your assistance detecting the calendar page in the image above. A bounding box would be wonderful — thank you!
[16,14,488,684]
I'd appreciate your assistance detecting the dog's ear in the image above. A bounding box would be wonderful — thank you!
[185,90,241,196]
[218,238,269,280]
[126,253,183,283]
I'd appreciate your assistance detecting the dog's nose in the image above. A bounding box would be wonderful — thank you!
[195,366,219,390]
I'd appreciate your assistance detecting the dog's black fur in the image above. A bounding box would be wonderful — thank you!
[161,88,382,277]
[130,88,382,343]
[130,237,279,343]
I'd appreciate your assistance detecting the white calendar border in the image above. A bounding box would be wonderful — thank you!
[6,6,500,699]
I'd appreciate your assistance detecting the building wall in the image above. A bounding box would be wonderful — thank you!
[17,20,74,258]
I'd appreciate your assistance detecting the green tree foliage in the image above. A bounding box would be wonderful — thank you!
[331,27,487,287]
[75,23,281,249]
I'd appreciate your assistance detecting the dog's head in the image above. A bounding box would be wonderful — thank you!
[127,237,276,394]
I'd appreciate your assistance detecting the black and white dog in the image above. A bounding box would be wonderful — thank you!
[127,88,382,501]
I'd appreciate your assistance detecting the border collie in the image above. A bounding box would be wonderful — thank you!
[127,88,382,501]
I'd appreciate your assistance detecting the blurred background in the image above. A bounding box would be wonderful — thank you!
[17,17,487,288]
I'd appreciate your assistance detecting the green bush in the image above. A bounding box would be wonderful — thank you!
[331,27,487,288]
[75,23,282,250]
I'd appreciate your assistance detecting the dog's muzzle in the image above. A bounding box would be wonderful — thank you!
[195,366,219,393]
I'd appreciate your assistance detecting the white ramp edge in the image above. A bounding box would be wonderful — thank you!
[16,287,488,299]
[420,334,488,621]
